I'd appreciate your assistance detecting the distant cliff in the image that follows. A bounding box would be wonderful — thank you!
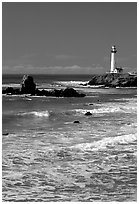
[88,73,137,87]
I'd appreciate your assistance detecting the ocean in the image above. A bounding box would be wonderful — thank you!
[2,74,137,202]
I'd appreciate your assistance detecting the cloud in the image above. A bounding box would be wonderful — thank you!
[2,64,35,74]
[4,62,135,75]
[2,64,106,75]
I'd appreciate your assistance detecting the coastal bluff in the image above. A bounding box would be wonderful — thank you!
[87,73,137,87]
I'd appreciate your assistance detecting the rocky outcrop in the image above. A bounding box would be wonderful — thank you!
[2,75,85,97]
[32,88,85,97]
[2,87,20,95]
[73,120,80,124]
[88,73,137,87]
[85,112,92,116]
[62,88,85,97]
[20,75,36,94]
[2,87,85,97]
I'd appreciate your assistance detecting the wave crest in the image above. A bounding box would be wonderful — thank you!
[18,110,49,117]
[72,134,137,152]
[75,100,136,116]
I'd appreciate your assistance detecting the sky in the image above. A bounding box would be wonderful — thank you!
[2,2,137,75]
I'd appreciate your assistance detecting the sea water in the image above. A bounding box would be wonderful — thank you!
[2,74,137,202]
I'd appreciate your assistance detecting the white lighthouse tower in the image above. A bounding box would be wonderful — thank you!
[110,45,117,73]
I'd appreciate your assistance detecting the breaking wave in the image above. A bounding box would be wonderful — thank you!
[2,83,20,88]
[75,100,136,116]
[72,133,137,152]
[55,81,88,87]
[18,110,49,117]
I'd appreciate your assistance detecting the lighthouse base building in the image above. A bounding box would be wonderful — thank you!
[111,67,123,74]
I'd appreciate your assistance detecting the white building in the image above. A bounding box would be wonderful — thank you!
[110,45,123,73]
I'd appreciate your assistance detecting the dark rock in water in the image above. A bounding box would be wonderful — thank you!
[35,89,50,96]
[34,89,43,96]
[20,75,36,94]
[85,112,92,116]
[14,88,20,95]
[3,133,9,136]
[2,87,15,95]
[2,89,6,94]
[73,120,80,124]
[34,87,85,97]
[79,93,86,97]
[2,75,86,97]
[62,87,85,97]
[62,87,78,97]
[50,89,63,97]
[2,87,21,95]
[88,73,137,87]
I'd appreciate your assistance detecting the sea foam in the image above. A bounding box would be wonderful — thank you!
[72,133,137,152]
[75,100,136,116]
[55,81,88,87]
[2,83,20,88]
[18,110,49,117]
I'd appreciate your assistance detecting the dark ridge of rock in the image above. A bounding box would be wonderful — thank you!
[88,73,137,87]
[3,87,85,97]
[49,89,64,97]
[14,89,21,95]
[85,112,92,116]
[2,75,86,97]
[2,87,21,95]
[20,75,36,94]
[2,87,15,95]
[34,89,50,96]
[62,87,85,97]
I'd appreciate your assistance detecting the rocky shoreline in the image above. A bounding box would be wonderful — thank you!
[87,73,137,88]
[2,73,137,97]
[2,75,85,97]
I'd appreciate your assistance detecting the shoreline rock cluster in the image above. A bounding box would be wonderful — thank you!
[2,73,137,97]
[87,73,137,87]
[2,75,85,97]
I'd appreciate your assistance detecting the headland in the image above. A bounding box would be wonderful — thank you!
[87,73,137,88]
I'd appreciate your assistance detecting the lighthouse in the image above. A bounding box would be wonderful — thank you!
[110,45,117,73]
